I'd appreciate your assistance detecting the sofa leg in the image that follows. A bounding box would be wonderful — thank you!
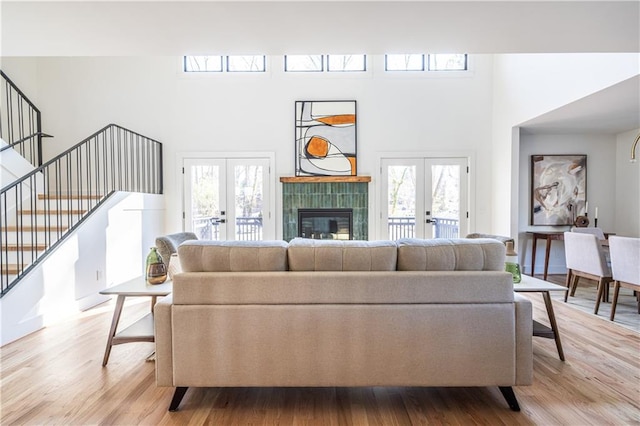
[169,387,188,411]
[498,386,521,411]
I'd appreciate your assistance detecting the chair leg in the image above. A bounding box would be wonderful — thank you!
[564,270,572,302]
[569,275,579,297]
[610,281,621,321]
[594,278,606,315]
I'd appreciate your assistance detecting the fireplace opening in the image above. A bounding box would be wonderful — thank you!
[298,208,353,240]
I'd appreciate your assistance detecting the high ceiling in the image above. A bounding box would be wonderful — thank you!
[520,75,640,135]
[2,1,639,135]
[2,1,639,56]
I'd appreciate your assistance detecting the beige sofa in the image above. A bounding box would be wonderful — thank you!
[155,237,533,411]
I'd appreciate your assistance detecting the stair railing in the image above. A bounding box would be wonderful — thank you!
[0,124,163,297]
[0,70,46,167]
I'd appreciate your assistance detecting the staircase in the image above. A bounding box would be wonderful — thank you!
[1,195,91,277]
[0,70,163,298]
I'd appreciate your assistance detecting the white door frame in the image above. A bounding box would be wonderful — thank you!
[376,151,475,240]
[178,152,276,240]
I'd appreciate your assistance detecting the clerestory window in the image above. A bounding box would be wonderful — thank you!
[184,55,266,73]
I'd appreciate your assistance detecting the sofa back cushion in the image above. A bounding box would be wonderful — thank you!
[397,238,505,271]
[287,238,397,271]
[178,240,288,272]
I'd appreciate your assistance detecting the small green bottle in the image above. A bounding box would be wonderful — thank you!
[505,241,522,284]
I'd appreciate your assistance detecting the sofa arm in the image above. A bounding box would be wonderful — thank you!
[514,293,533,385]
[154,294,174,386]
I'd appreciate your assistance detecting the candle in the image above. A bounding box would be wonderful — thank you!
[595,207,598,219]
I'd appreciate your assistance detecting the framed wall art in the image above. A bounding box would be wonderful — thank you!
[295,100,357,176]
[531,154,587,226]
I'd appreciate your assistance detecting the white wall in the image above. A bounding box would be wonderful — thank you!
[615,128,640,238]
[0,192,164,346]
[518,133,617,274]
[2,55,496,238]
[492,53,640,238]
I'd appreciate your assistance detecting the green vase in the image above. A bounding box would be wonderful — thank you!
[504,241,522,284]
[146,247,167,284]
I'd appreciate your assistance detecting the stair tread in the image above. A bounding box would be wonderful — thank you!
[1,264,27,274]
[2,225,69,231]
[5,244,47,251]
[38,194,103,200]
[18,209,87,215]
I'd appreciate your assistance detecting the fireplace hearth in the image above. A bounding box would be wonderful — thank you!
[298,208,353,240]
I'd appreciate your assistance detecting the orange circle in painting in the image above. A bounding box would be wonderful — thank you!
[306,137,329,158]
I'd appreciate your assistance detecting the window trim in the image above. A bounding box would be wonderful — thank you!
[384,54,426,72]
[326,54,367,72]
[427,54,468,72]
[284,54,324,72]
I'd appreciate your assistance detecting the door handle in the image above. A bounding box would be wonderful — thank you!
[219,219,226,223]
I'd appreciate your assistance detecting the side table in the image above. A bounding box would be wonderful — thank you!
[514,274,567,361]
[527,231,565,280]
[100,276,172,366]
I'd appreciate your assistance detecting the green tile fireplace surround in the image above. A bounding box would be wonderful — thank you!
[281,176,371,241]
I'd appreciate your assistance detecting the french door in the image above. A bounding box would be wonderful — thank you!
[184,158,273,240]
[380,157,468,240]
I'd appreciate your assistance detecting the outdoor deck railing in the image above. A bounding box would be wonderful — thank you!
[388,216,459,239]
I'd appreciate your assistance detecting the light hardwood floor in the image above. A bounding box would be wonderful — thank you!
[1,277,639,425]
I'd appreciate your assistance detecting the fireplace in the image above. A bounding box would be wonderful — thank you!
[281,177,370,241]
[298,208,353,240]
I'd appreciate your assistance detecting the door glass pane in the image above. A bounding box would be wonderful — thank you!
[190,164,221,240]
[234,165,264,240]
[431,164,460,238]
[387,165,416,239]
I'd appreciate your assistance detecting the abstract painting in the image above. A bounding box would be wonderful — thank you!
[531,154,587,226]
[295,100,357,176]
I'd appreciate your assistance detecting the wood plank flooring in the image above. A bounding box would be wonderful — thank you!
[1,276,639,425]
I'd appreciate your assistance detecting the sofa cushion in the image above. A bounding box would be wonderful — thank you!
[287,238,397,271]
[397,238,505,271]
[178,240,288,272]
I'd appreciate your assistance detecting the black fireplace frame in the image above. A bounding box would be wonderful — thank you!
[297,208,353,240]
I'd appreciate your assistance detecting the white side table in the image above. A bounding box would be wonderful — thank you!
[513,275,567,361]
[100,276,172,366]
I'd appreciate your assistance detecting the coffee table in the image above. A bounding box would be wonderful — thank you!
[514,274,566,361]
[100,276,172,366]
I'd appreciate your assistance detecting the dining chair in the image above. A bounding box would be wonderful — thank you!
[563,232,613,314]
[571,226,606,241]
[608,236,640,321]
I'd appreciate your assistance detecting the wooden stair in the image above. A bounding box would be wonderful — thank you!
[2,194,102,283]
[5,243,47,251]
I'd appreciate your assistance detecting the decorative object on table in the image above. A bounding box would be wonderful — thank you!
[531,154,587,226]
[295,100,357,176]
[145,247,167,284]
[504,241,522,283]
[630,133,639,163]
[574,215,590,227]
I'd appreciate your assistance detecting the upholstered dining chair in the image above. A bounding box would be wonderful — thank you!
[608,236,640,321]
[563,231,613,314]
[571,226,606,241]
